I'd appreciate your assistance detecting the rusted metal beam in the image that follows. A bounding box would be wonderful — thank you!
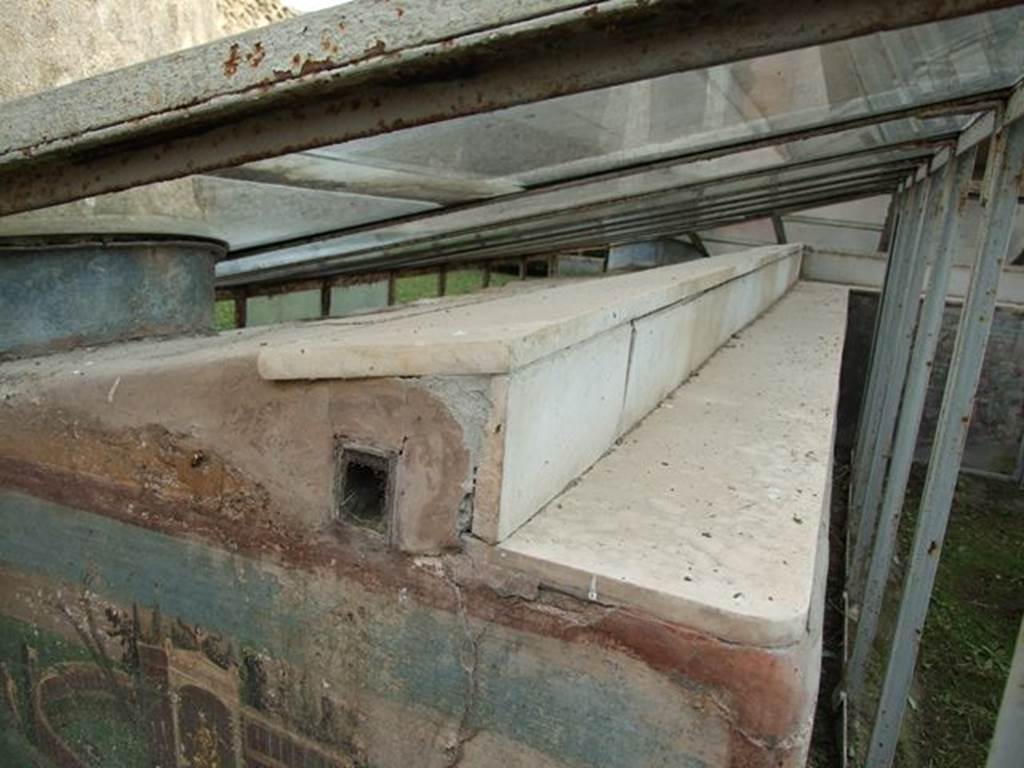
[0,0,1015,215]
[866,110,1024,768]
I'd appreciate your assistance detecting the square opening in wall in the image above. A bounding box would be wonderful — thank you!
[334,444,395,535]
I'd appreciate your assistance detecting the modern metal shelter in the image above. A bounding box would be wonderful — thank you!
[1,1,1022,765]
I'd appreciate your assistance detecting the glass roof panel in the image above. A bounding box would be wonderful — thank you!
[217,115,958,281]
[300,6,1022,189]
[5,7,1017,281]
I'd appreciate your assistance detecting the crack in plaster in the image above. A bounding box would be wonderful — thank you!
[442,558,487,768]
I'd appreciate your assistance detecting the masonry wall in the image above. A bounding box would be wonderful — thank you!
[0,1,219,102]
[0,0,290,237]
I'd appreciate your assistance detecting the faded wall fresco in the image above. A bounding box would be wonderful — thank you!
[0,490,739,768]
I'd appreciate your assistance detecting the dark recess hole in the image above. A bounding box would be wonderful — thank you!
[335,445,394,534]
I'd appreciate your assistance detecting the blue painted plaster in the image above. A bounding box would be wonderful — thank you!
[0,491,708,767]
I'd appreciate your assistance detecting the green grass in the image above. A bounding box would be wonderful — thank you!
[215,267,525,328]
[445,269,485,296]
[851,467,1023,767]
[214,300,236,331]
[905,469,1021,766]
[394,273,440,304]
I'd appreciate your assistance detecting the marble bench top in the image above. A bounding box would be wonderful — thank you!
[475,281,848,646]
[256,245,800,380]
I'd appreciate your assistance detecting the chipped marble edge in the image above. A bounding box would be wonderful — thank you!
[464,504,828,649]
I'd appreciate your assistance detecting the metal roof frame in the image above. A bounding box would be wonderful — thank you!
[0,0,1018,216]
[215,136,946,283]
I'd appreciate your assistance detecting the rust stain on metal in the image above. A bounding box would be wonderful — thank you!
[320,33,340,54]
[274,56,339,81]
[245,42,267,68]
[223,43,242,77]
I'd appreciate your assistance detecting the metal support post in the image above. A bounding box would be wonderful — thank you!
[849,168,945,601]
[234,291,247,329]
[877,195,899,253]
[850,188,908,483]
[846,147,976,704]
[772,214,788,244]
[866,117,1024,768]
[848,182,922,559]
[687,232,710,257]
[320,279,332,318]
[987,616,1024,768]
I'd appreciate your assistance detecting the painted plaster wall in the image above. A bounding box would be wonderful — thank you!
[0,491,733,768]
[0,351,479,554]
[0,460,821,767]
